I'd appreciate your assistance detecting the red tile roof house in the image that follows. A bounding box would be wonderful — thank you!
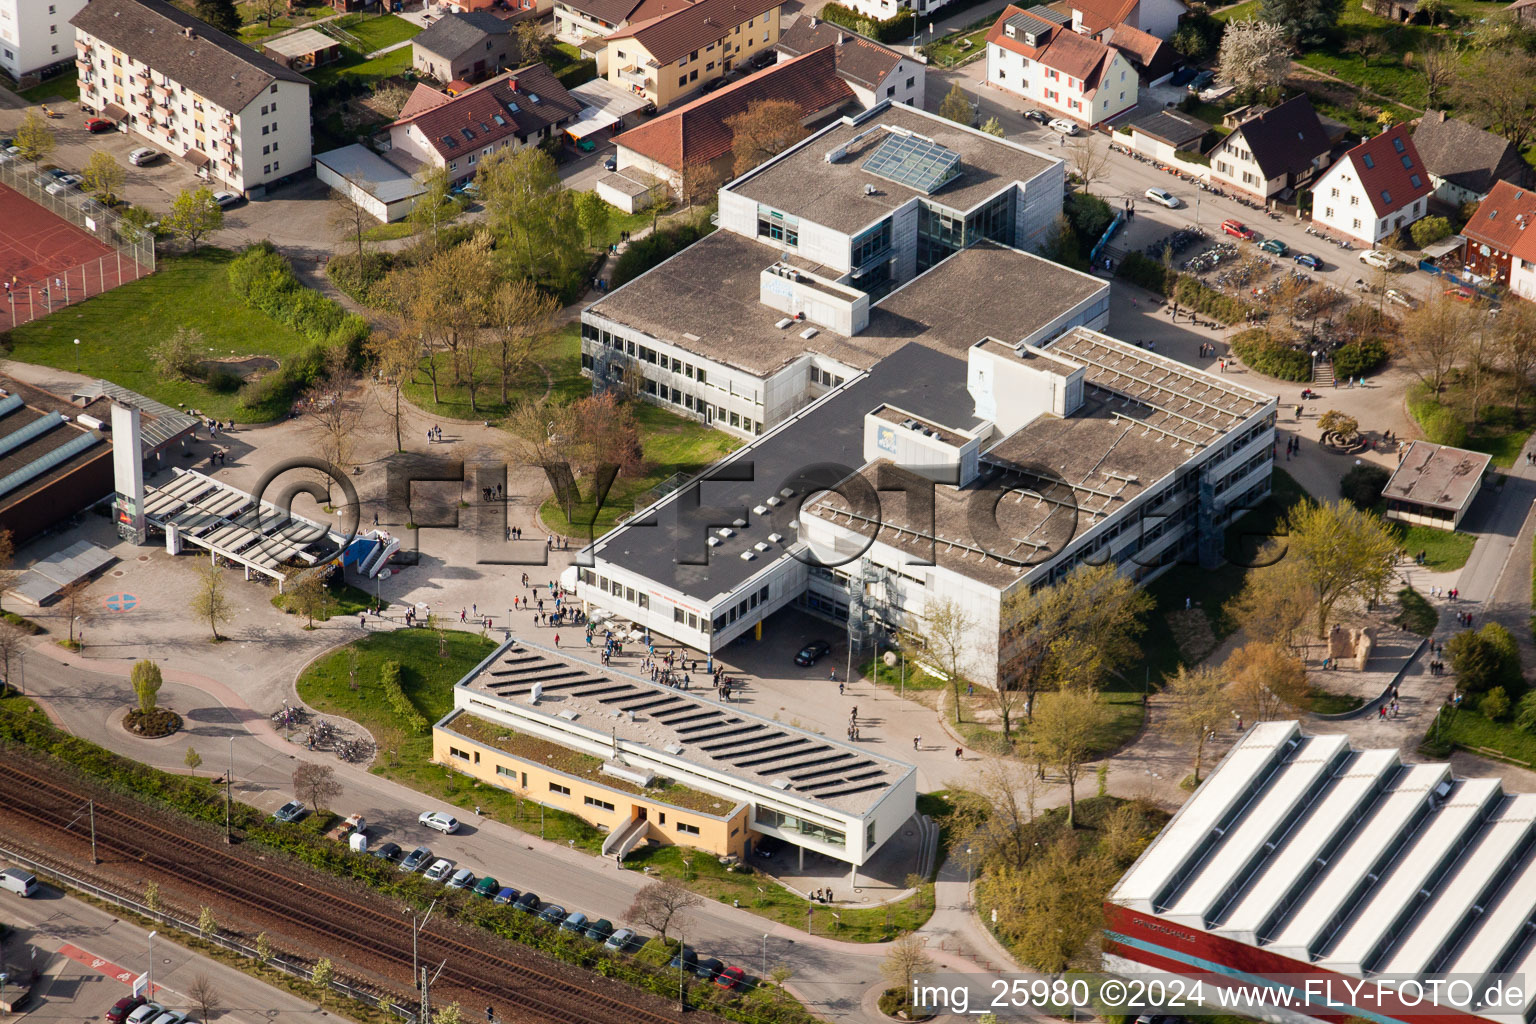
[1065,0,1185,40]
[774,18,926,110]
[985,5,1138,127]
[610,45,855,196]
[1459,179,1536,295]
[386,63,582,183]
[1311,124,1433,247]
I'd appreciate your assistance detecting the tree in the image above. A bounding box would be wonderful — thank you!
[0,528,17,612]
[1317,409,1359,446]
[1482,686,1512,721]
[979,116,1005,137]
[378,235,494,402]
[194,0,241,33]
[60,581,86,647]
[198,905,219,937]
[997,563,1150,724]
[1398,291,1470,392]
[407,168,454,253]
[916,597,976,726]
[81,151,125,203]
[310,957,333,1001]
[253,0,282,25]
[190,562,233,641]
[572,389,644,476]
[151,327,205,381]
[1493,300,1536,413]
[725,99,811,175]
[13,111,55,164]
[1030,684,1108,827]
[0,620,25,689]
[184,746,203,772]
[987,836,1113,973]
[626,880,703,940]
[1228,557,1314,652]
[1287,499,1398,637]
[188,974,222,1021]
[1410,215,1453,249]
[573,190,612,248]
[476,148,584,286]
[1069,133,1113,193]
[1160,665,1231,783]
[256,932,272,962]
[368,332,417,453]
[330,186,373,264]
[434,1004,464,1024]
[879,934,935,995]
[286,569,332,627]
[1416,44,1461,108]
[1446,622,1522,696]
[292,761,343,810]
[1258,0,1340,45]
[678,158,725,209]
[1172,25,1208,60]
[1454,49,1536,152]
[938,82,975,126]
[1218,20,1292,97]
[1226,640,1311,721]
[514,17,549,64]
[1344,32,1387,66]
[165,187,224,251]
[131,659,164,714]
[144,881,160,912]
[488,278,559,407]
[945,757,1041,873]
[1340,463,1391,509]
[306,352,361,476]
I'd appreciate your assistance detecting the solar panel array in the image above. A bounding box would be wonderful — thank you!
[468,644,897,807]
[861,132,962,194]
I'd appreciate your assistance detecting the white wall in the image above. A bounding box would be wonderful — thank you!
[1,0,84,79]
[1510,256,1536,302]
[986,44,1135,125]
[234,78,312,193]
[1314,160,1428,245]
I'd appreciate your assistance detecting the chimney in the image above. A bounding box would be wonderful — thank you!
[809,14,817,24]
[183,25,195,38]
[837,30,845,43]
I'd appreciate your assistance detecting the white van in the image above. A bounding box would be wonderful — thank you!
[1,867,38,896]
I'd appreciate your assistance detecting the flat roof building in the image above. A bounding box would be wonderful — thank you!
[1106,722,1536,1024]
[1382,441,1490,532]
[435,637,917,868]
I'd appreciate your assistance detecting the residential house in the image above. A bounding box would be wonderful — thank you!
[1207,95,1331,202]
[1065,0,1184,40]
[1100,23,1175,83]
[71,0,312,195]
[1312,124,1433,246]
[412,12,516,84]
[1458,179,1536,290]
[386,63,581,183]
[1412,110,1532,207]
[611,45,855,195]
[774,17,925,109]
[985,5,1137,127]
[554,0,646,44]
[598,0,782,109]
[0,0,87,84]
[1512,0,1536,28]
[439,0,544,14]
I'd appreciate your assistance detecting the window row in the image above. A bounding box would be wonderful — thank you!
[710,585,772,632]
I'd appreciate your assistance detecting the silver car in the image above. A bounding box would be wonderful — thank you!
[445,867,475,890]
[129,147,159,166]
[423,858,455,883]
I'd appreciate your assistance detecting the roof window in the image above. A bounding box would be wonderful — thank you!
[1362,153,1375,169]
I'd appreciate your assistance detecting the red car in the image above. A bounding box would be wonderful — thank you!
[106,996,146,1023]
[84,117,115,133]
[1443,285,1475,302]
[715,966,747,990]
[1221,218,1255,240]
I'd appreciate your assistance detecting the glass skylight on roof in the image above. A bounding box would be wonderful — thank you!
[860,132,962,194]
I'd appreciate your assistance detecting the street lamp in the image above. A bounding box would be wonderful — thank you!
[147,931,156,999]
[224,735,234,844]
[74,338,80,372]
[761,933,769,976]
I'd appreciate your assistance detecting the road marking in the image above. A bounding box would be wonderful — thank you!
[57,942,142,989]
[103,593,138,612]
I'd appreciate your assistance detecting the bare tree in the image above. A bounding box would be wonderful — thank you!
[488,279,559,407]
[1415,42,1461,108]
[678,158,725,209]
[0,620,25,689]
[253,0,282,26]
[59,581,87,648]
[725,99,810,176]
[307,352,361,480]
[879,934,935,995]
[914,597,976,725]
[369,332,418,454]
[1159,665,1232,783]
[1493,300,1536,413]
[292,762,342,810]
[626,880,703,940]
[1226,640,1310,721]
[1397,291,1469,392]
[330,186,374,265]
[1069,133,1113,192]
[190,562,233,641]
[945,757,1041,872]
[1454,49,1536,152]
[189,975,223,1020]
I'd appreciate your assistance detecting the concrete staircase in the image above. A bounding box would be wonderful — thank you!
[1313,359,1335,387]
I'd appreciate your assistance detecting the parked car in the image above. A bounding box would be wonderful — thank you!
[423,858,455,883]
[493,886,520,905]
[1144,187,1179,209]
[1385,288,1417,310]
[1358,248,1396,269]
[272,800,306,823]
[210,190,242,209]
[370,841,403,863]
[754,834,783,859]
[1,868,37,896]
[45,174,81,195]
[1169,66,1198,86]
[1187,69,1215,91]
[445,867,476,890]
[669,948,699,973]
[701,77,728,94]
[1444,285,1476,302]
[513,891,542,913]
[604,927,638,952]
[1259,238,1288,256]
[84,117,115,133]
[149,1011,187,1024]
[560,911,590,934]
[1048,118,1080,136]
[125,1004,164,1024]
[128,147,160,166]
[1023,109,1048,123]
[473,876,501,898]
[794,640,830,666]
[715,966,747,990]
[400,846,432,872]
[1294,253,1322,270]
[1221,219,1255,240]
[536,904,568,925]
[603,155,616,171]
[582,918,615,943]
[419,810,460,834]
[108,996,147,1023]
[693,957,724,981]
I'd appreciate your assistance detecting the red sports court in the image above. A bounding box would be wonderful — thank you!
[0,181,151,329]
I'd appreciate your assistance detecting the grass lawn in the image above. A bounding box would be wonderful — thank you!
[1409,383,1536,469]
[925,27,989,68]
[17,67,79,103]
[273,580,387,622]
[1394,585,1438,636]
[306,44,413,88]
[330,12,421,52]
[400,324,578,421]
[540,401,742,538]
[0,249,318,423]
[1306,685,1364,714]
[1427,705,1536,768]
[1387,521,1476,571]
[362,221,418,241]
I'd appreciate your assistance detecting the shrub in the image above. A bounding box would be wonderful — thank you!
[380,659,429,734]
[1230,328,1311,381]
[610,216,715,289]
[1115,251,1172,293]
[1331,338,1389,379]
[326,251,392,305]
[555,59,597,89]
[818,1,913,41]
[1407,384,1469,447]
[1482,686,1512,722]
[1447,622,1523,697]
[205,368,243,394]
[1410,215,1453,249]
[1340,463,1390,509]
[228,243,365,347]
[1065,192,1114,242]
[1515,691,1536,733]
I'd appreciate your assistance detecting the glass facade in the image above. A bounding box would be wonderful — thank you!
[851,218,895,297]
[756,805,847,848]
[916,191,1015,273]
[757,204,799,247]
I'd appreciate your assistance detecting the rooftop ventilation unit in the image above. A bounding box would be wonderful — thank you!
[663,743,684,755]
[863,183,877,195]
[800,327,818,339]
[740,550,757,561]
[768,532,784,543]
[557,709,580,721]
[602,762,655,787]
[765,495,782,507]
[753,504,768,515]
[824,144,849,163]
[770,778,793,790]
[775,318,794,329]
[718,527,734,538]
[732,517,747,527]
[707,537,720,547]
[754,542,771,552]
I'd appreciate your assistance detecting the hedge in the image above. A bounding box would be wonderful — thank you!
[326,251,394,306]
[555,59,597,89]
[1407,382,1469,447]
[228,242,369,352]
[379,660,428,734]
[0,705,817,1024]
[1230,328,1311,381]
[610,216,715,289]
[818,1,913,42]
[1115,254,1255,325]
[1331,338,1389,380]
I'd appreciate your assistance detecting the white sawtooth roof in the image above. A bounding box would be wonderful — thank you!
[1445,839,1536,978]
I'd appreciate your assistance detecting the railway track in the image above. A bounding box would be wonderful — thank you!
[0,758,687,1024]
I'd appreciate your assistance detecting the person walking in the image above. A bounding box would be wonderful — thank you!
[954,746,962,760]
[554,633,560,646]
[913,735,920,750]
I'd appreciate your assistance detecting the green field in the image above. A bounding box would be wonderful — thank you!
[400,323,580,421]
[307,45,414,88]
[1388,521,1476,571]
[0,249,318,422]
[15,67,79,103]
[329,12,422,52]
[1429,705,1536,768]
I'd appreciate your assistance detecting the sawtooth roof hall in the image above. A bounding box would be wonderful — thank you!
[1107,721,1536,1024]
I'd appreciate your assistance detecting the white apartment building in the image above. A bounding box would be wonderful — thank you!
[1,0,86,84]
[985,4,1137,127]
[581,102,1075,438]
[774,18,926,110]
[1312,123,1432,247]
[72,0,312,195]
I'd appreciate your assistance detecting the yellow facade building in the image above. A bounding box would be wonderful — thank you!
[601,0,782,110]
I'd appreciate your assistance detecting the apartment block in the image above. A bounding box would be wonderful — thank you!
[1,0,86,84]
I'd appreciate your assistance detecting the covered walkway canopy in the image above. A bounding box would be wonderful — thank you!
[142,469,350,589]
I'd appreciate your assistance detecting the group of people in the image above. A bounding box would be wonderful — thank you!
[426,424,445,443]
[1281,436,1301,460]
